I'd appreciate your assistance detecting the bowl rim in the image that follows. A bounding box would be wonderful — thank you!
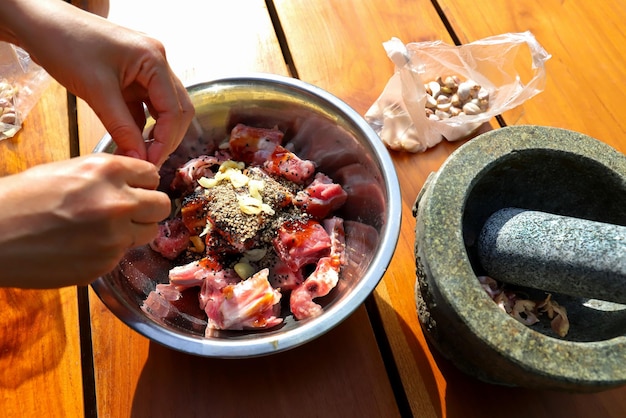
[91,73,402,357]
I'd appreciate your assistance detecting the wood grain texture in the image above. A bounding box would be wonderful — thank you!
[0,82,84,416]
[274,1,479,416]
[0,81,69,174]
[90,296,400,418]
[274,0,626,417]
[274,0,455,114]
[81,2,400,417]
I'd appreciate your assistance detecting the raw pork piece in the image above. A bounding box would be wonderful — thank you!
[141,283,207,333]
[202,268,282,331]
[229,123,284,166]
[150,218,191,260]
[323,216,346,266]
[294,172,348,219]
[263,144,315,184]
[290,257,340,320]
[170,154,221,194]
[169,256,238,290]
[290,217,346,320]
[260,249,305,291]
[272,219,331,271]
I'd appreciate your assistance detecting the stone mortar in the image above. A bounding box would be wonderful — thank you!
[413,125,626,392]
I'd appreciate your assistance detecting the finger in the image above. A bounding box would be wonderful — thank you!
[146,73,195,166]
[112,155,162,190]
[90,86,148,160]
[129,188,171,224]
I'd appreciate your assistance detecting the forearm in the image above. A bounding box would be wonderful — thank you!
[0,0,59,44]
[0,0,104,65]
[0,0,26,45]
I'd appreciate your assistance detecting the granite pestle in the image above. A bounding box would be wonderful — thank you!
[478,207,626,304]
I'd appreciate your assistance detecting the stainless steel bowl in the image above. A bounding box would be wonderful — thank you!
[91,74,401,357]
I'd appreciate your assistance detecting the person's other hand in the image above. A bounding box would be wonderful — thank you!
[0,154,171,288]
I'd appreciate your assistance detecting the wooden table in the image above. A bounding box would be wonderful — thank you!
[1,1,625,417]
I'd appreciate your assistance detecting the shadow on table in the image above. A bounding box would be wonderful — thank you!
[129,307,401,418]
[0,288,66,389]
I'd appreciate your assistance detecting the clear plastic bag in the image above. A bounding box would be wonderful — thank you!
[0,42,51,141]
[365,31,551,152]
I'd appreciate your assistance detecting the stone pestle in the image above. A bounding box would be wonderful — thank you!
[477,207,626,304]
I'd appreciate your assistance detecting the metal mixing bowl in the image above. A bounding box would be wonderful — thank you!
[91,74,401,357]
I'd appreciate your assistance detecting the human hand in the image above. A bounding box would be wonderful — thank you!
[0,154,171,288]
[0,0,194,166]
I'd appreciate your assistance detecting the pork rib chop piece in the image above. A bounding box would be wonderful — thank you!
[290,217,346,320]
[202,268,283,331]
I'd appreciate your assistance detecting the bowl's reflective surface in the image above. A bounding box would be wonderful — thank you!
[92,74,401,357]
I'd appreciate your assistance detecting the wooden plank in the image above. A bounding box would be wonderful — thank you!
[0,81,84,416]
[273,1,480,416]
[90,297,399,418]
[80,2,400,416]
[438,0,626,154]
[89,285,400,417]
[274,0,455,114]
[276,1,626,417]
[0,81,69,173]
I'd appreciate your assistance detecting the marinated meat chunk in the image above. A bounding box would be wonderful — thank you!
[259,248,305,291]
[272,219,331,271]
[290,217,345,320]
[323,216,346,267]
[263,144,315,184]
[203,268,282,331]
[170,154,221,194]
[150,218,191,260]
[169,256,238,290]
[181,191,209,236]
[294,172,348,219]
[290,257,340,320]
[229,123,284,166]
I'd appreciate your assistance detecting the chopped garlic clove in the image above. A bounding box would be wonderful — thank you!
[244,248,267,262]
[198,176,218,188]
[234,262,256,279]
